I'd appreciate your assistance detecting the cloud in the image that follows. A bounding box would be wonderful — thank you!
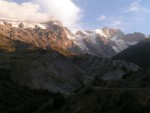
[120,0,150,32]
[103,1,150,33]
[31,0,82,30]
[123,1,140,13]
[0,0,49,22]
[123,0,150,13]
[112,20,122,26]
[0,0,82,30]
[106,19,124,29]
[98,15,106,21]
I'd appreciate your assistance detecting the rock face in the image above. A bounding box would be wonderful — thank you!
[75,29,116,57]
[73,27,148,57]
[0,20,148,58]
[74,29,118,57]
[102,27,125,38]
[122,32,147,42]
[0,20,77,54]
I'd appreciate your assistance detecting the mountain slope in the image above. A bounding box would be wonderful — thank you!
[73,28,147,57]
[72,54,140,80]
[0,32,91,94]
[0,20,78,56]
[0,27,141,94]
[1,20,148,58]
[106,69,150,88]
[113,39,150,69]
[10,49,92,94]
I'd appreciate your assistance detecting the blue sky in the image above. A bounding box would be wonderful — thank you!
[5,0,150,34]
[73,0,150,34]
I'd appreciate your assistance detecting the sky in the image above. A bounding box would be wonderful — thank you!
[73,0,150,34]
[0,0,150,34]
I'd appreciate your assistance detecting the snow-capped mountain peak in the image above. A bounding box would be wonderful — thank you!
[0,17,149,58]
[0,17,64,29]
[71,28,148,57]
[95,29,108,38]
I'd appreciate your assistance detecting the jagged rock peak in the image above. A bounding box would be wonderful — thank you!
[102,27,125,38]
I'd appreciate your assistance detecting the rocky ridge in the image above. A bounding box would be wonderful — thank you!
[0,19,149,58]
[74,27,148,57]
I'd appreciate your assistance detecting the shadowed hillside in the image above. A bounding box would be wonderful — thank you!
[113,39,150,69]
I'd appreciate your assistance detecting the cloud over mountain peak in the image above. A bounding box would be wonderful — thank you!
[0,0,82,30]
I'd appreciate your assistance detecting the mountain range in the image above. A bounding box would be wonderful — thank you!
[0,18,150,113]
[113,38,150,69]
[0,18,149,58]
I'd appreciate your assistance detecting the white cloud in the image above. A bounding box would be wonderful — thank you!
[98,15,106,21]
[31,0,82,30]
[107,20,124,29]
[123,0,150,13]
[123,1,140,13]
[0,0,82,30]
[0,0,49,22]
[105,0,150,32]
[112,20,122,26]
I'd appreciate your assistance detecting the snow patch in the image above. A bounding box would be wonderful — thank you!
[126,41,137,46]
[73,29,110,51]
[74,38,88,50]
[36,24,46,29]
[95,29,108,38]
[82,31,88,35]
[0,21,4,25]
[111,37,128,53]
[0,21,47,29]
[145,35,150,38]
[112,46,120,53]
[87,33,97,44]
[111,36,138,53]
[67,35,76,40]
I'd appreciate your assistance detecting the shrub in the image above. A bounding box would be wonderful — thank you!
[52,92,65,109]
